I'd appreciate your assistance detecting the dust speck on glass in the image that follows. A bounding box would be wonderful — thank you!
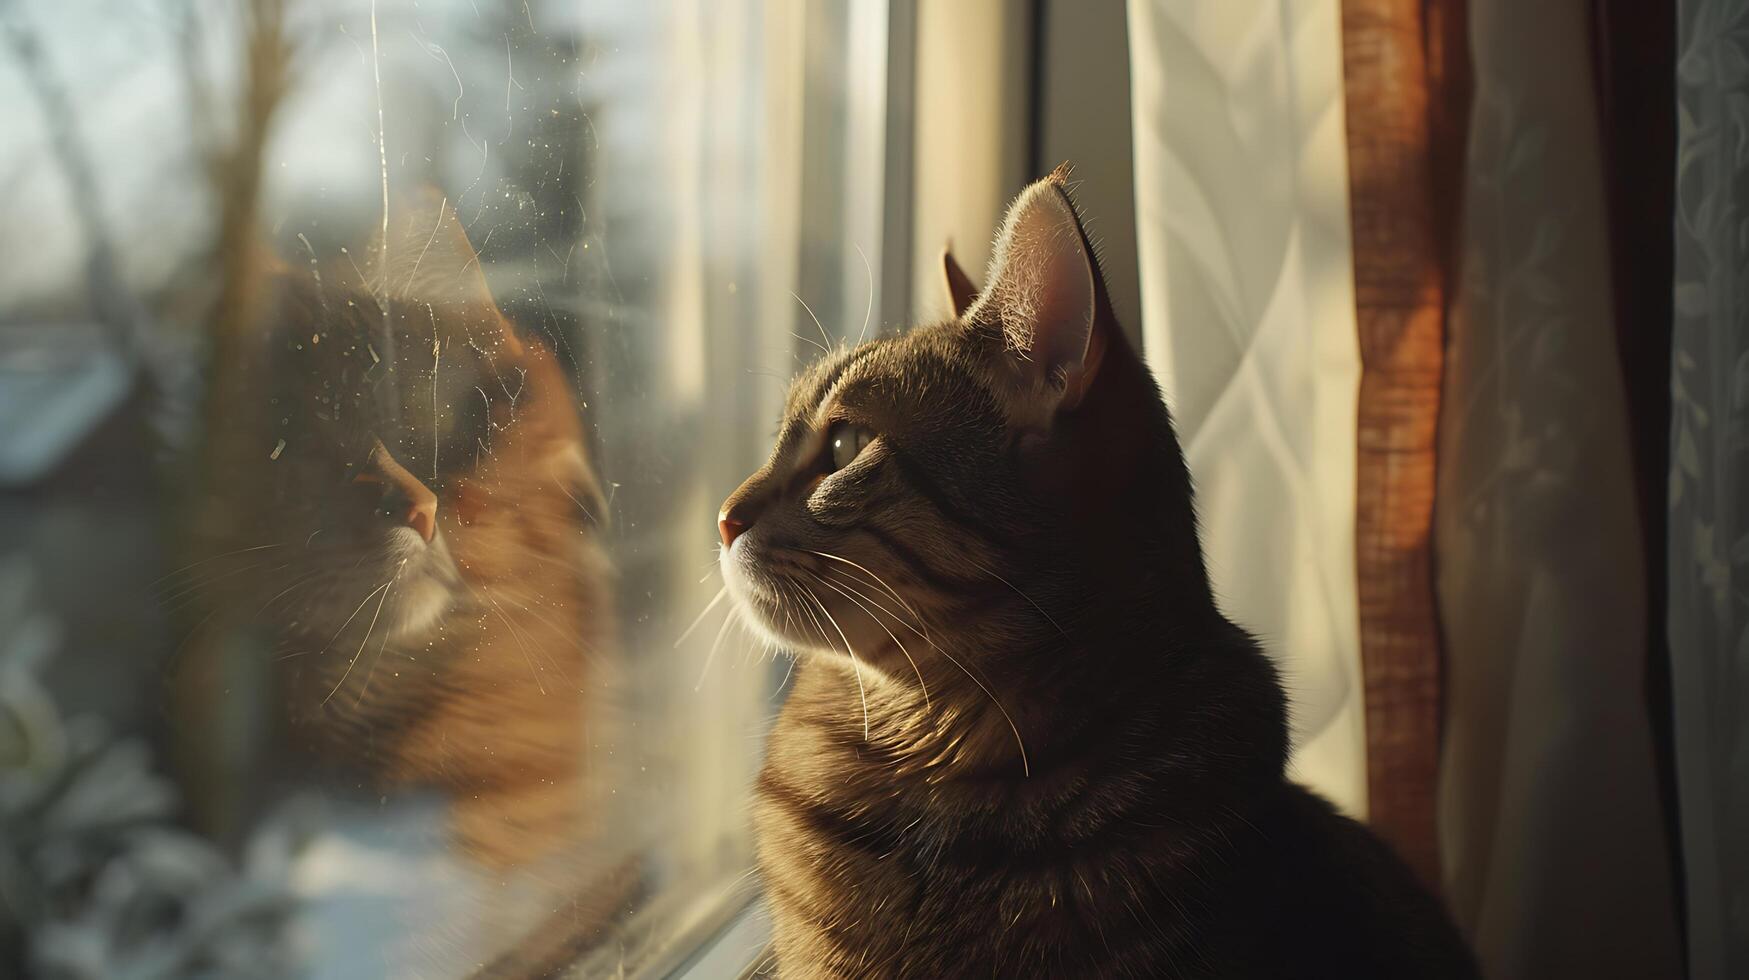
[0,1,895,976]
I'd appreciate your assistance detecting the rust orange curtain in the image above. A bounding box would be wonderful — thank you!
[1338,0,1469,889]
[1337,0,1686,975]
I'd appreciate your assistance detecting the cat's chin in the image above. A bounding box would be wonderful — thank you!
[388,573,458,640]
[719,545,886,661]
[719,544,806,650]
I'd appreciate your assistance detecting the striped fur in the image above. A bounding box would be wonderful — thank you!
[721,173,1476,978]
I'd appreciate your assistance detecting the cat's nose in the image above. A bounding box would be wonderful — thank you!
[719,477,769,548]
[358,441,440,543]
[393,488,439,543]
[718,495,761,548]
[718,510,751,548]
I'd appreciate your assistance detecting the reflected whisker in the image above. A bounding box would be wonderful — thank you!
[151,543,285,589]
[254,570,323,617]
[473,581,550,694]
[159,561,288,607]
[488,586,598,670]
[354,602,399,705]
[322,570,397,705]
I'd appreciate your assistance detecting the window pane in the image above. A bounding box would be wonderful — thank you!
[0,1,895,976]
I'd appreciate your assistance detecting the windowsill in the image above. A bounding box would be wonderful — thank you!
[663,896,773,980]
[557,878,771,980]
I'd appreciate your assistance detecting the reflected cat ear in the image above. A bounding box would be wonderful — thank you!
[941,244,978,319]
[967,165,1107,414]
[371,186,497,312]
[552,443,610,527]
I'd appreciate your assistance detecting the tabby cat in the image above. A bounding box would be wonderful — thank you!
[719,170,1478,978]
[176,191,615,872]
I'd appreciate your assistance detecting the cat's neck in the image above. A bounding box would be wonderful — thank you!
[776,608,1287,794]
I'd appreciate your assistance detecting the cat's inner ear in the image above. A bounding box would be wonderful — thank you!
[968,171,1106,413]
[941,245,978,319]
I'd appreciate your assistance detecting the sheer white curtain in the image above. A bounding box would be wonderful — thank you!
[1127,0,1368,818]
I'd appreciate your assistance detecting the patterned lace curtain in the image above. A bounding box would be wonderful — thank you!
[1433,0,1685,974]
[1670,1,1749,976]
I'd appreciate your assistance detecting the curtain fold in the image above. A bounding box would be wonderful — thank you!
[1128,0,1369,820]
[1337,0,1461,888]
[1433,0,1683,976]
[1669,1,1749,975]
[1130,4,1691,973]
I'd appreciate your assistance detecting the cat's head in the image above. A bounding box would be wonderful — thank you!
[719,170,1208,689]
[214,192,601,649]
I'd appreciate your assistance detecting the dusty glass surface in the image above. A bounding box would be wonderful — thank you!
[0,1,894,976]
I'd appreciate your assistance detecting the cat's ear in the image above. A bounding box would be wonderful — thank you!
[968,166,1107,414]
[371,186,497,311]
[553,442,610,528]
[940,244,978,319]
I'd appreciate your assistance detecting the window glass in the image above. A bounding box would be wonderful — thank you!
[0,1,897,975]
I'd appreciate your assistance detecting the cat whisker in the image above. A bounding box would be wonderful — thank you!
[354,597,400,705]
[168,607,222,667]
[693,604,739,692]
[150,543,285,588]
[789,579,830,646]
[777,580,799,644]
[550,465,599,525]
[815,567,1028,776]
[478,546,586,574]
[918,637,1030,778]
[798,583,870,740]
[322,570,398,705]
[473,582,552,694]
[155,559,283,606]
[321,581,392,655]
[789,291,834,352]
[674,584,729,649]
[806,571,930,710]
[962,554,1067,638]
[791,330,829,356]
[772,652,798,700]
[253,570,324,618]
[817,569,924,640]
[487,586,600,669]
[803,550,929,637]
[853,242,874,345]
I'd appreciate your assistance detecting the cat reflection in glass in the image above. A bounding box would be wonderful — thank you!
[175,192,616,877]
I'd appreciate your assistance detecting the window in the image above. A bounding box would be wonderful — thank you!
[0,1,910,976]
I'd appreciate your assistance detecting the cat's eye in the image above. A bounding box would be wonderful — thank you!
[826,423,875,472]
